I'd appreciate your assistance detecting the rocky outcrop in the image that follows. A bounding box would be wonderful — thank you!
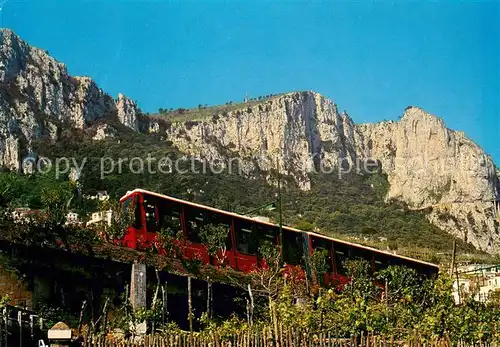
[354,107,500,251]
[0,29,498,252]
[159,94,500,253]
[0,29,139,169]
[92,123,117,141]
[156,92,358,189]
[116,93,139,131]
[355,107,499,208]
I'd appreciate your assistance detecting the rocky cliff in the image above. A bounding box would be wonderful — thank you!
[0,29,498,252]
[0,29,140,169]
[355,108,500,252]
[154,93,500,253]
[149,92,359,189]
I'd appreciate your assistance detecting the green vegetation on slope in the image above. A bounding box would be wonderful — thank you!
[3,124,481,262]
[151,93,284,123]
[281,173,488,262]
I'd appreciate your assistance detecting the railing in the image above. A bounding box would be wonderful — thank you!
[0,305,44,347]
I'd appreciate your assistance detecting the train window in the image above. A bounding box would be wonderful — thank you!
[133,195,143,229]
[144,194,159,233]
[158,199,182,237]
[311,236,333,272]
[374,255,418,275]
[311,236,331,250]
[411,264,425,277]
[397,259,416,272]
[121,195,141,229]
[206,213,233,251]
[234,219,256,254]
[255,224,278,255]
[121,196,132,214]
[185,207,205,243]
[426,266,439,279]
[282,229,304,265]
[388,256,404,267]
[333,243,350,275]
[351,247,374,273]
[373,253,390,273]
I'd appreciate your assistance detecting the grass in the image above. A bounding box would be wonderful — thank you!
[150,93,286,123]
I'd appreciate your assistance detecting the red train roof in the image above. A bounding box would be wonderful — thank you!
[121,188,439,270]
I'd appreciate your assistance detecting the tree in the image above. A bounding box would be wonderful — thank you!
[310,248,329,286]
[40,185,75,224]
[345,259,379,301]
[199,223,230,266]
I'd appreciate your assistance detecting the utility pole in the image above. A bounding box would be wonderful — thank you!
[130,263,147,335]
[450,238,461,304]
[188,277,193,339]
[450,238,457,277]
[385,278,389,308]
[277,156,283,264]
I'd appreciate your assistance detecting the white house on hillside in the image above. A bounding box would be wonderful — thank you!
[86,210,113,227]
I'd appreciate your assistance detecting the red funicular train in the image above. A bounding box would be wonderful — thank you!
[119,189,439,286]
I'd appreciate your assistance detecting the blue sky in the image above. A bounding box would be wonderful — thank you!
[3,1,500,163]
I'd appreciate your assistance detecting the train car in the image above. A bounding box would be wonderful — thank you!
[118,189,439,284]
[307,232,439,287]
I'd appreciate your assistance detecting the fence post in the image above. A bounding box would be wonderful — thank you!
[188,277,193,341]
[29,314,35,339]
[248,285,254,327]
[77,300,87,337]
[130,262,147,335]
[17,311,22,347]
[0,308,3,347]
[162,280,168,324]
[279,323,283,347]
[2,307,7,347]
[207,277,212,320]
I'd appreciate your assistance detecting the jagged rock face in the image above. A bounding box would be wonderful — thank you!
[116,93,139,131]
[159,93,500,253]
[0,29,498,253]
[426,202,499,254]
[354,107,500,252]
[159,92,358,189]
[92,123,117,141]
[0,29,138,169]
[355,108,499,207]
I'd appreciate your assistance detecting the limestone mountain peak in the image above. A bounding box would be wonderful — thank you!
[0,29,498,253]
[0,28,141,170]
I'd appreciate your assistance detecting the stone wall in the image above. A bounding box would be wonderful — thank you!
[0,265,32,309]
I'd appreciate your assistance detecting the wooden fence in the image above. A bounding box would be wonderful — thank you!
[0,306,496,347]
[83,329,500,347]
